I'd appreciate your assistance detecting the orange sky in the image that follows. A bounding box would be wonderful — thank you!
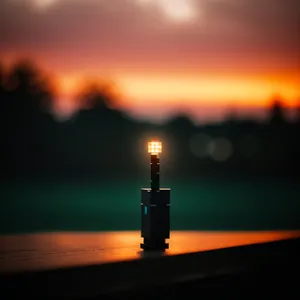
[54,66,299,122]
[0,0,299,122]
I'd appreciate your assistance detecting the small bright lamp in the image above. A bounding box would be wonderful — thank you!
[141,140,170,251]
[148,141,162,155]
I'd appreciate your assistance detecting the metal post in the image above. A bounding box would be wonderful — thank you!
[151,154,160,191]
[141,141,170,251]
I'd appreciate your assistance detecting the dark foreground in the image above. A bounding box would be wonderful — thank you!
[1,236,300,298]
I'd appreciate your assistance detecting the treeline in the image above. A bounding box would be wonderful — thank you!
[0,60,300,181]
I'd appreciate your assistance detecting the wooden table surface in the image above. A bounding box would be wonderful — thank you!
[1,230,300,274]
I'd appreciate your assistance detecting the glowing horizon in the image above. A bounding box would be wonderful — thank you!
[1,0,299,122]
[55,70,299,107]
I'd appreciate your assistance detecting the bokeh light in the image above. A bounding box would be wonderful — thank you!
[208,138,233,162]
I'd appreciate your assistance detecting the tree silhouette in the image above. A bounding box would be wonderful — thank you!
[2,60,55,177]
[165,114,195,133]
[224,106,239,124]
[75,80,130,128]
[295,98,300,125]
[6,60,53,114]
[1,58,299,181]
[58,80,136,177]
[0,62,5,97]
[268,96,286,126]
[0,62,9,178]
[76,81,119,110]
[0,61,8,125]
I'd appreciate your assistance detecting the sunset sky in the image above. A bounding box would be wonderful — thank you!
[0,0,299,123]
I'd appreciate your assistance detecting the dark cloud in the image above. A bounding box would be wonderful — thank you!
[0,0,299,68]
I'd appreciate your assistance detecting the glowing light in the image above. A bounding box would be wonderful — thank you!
[208,138,233,162]
[27,0,60,10]
[160,0,197,22]
[137,0,198,23]
[148,141,162,155]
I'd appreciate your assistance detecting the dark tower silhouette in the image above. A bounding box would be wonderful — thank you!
[295,98,300,125]
[141,141,170,250]
[269,96,286,126]
[0,62,5,97]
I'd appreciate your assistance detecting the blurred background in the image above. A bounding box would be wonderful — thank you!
[0,0,299,234]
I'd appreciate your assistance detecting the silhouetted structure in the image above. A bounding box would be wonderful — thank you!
[296,99,300,126]
[0,59,300,182]
[269,96,286,126]
[141,141,170,250]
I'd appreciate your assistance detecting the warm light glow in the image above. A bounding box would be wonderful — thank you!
[137,0,198,23]
[148,141,162,155]
[118,74,300,106]
[31,0,59,10]
[159,0,197,22]
[1,231,300,273]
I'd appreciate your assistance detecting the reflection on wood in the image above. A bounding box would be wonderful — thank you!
[0,230,299,273]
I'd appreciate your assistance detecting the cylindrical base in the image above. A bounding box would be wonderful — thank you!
[141,238,169,251]
[141,188,170,251]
